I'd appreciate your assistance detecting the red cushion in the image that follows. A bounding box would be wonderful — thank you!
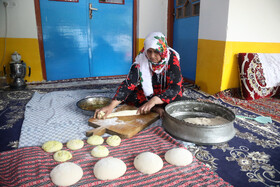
[238,53,279,100]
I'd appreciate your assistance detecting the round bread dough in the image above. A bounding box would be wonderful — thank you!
[50,162,83,186]
[97,111,106,119]
[91,145,109,158]
[106,135,121,146]
[53,150,72,162]
[87,135,104,145]
[164,148,193,166]
[66,139,84,150]
[93,157,126,180]
[42,141,63,153]
[134,152,163,174]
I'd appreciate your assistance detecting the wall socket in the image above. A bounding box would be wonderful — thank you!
[2,0,16,7]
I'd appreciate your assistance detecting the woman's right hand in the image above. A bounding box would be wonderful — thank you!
[94,100,121,119]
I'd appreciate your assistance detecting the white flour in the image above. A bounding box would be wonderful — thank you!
[183,116,229,125]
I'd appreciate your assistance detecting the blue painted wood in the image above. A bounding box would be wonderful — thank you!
[40,0,133,80]
[173,1,199,81]
[89,0,133,77]
[40,0,90,80]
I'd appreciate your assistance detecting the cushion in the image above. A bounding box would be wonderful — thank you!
[238,53,279,100]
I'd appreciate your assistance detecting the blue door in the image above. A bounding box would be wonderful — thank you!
[40,0,133,80]
[173,0,200,81]
[89,0,133,76]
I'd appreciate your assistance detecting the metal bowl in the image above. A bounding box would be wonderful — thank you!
[76,97,112,116]
[162,100,236,145]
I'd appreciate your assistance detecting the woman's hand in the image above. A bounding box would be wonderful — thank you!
[94,100,121,119]
[137,96,164,115]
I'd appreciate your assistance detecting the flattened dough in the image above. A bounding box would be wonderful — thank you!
[87,135,104,145]
[94,157,127,180]
[66,139,84,150]
[106,135,121,146]
[107,110,138,118]
[91,145,109,158]
[134,152,163,174]
[50,162,83,186]
[53,150,72,162]
[164,148,193,166]
[42,141,63,153]
[183,116,229,125]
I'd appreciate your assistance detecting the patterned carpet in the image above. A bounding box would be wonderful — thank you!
[0,78,279,186]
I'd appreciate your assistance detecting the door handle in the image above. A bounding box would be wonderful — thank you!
[89,3,98,19]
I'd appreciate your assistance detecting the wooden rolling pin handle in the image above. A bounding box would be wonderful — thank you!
[86,127,106,137]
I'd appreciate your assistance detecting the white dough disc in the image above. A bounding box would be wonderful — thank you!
[87,135,104,145]
[106,135,121,146]
[93,157,127,180]
[133,152,163,174]
[50,162,83,186]
[42,141,63,153]
[164,148,193,166]
[91,145,109,158]
[66,139,84,150]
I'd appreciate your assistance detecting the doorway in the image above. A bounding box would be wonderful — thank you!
[35,0,136,80]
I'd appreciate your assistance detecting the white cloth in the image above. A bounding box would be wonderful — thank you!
[18,89,115,148]
[258,53,280,88]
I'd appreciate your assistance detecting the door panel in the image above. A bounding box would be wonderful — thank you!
[173,0,200,81]
[40,0,90,80]
[89,0,133,76]
[40,0,133,80]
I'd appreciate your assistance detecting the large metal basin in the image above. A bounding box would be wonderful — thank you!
[162,100,236,145]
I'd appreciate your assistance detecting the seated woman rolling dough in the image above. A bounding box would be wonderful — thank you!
[94,32,184,118]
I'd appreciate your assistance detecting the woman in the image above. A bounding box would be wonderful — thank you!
[94,32,184,118]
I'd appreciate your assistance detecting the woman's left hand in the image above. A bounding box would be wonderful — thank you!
[137,96,164,115]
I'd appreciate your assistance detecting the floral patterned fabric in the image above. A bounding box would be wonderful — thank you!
[113,49,184,106]
[238,53,279,100]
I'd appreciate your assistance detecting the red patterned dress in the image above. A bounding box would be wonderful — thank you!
[113,50,184,107]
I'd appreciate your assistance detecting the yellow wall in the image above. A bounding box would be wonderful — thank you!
[136,38,145,56]
[0,38,43,82]
[196,39,280,94]
[195,39,226,94]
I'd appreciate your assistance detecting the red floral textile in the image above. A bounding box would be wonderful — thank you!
[238,53,279,100]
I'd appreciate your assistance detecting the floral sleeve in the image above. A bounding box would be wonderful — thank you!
[157,52,184,103]
[113,64,140,101]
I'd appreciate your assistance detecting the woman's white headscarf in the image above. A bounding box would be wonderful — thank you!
[133,32,180,97]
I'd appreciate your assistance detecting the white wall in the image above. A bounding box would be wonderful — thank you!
[0,0,37,38]
[227,0,280,42]
[138,0,168,39]
[198,0,229,41]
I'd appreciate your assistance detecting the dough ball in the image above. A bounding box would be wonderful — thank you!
[91,145,109,158]
[106,135,121,146]
[93,157,126,180]
[53,150,72,162]
[134,152,163,174]
[66,139,84,150]
[42,141,63,153]
[87,135,104,145]
[164,148,193,166]
[50,162,83,186]
[97,111,105,119]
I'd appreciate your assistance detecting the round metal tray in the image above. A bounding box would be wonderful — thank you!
[162,100,236,145]
[76,97,111,116]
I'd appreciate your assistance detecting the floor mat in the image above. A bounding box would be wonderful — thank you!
[0,126,232,187]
